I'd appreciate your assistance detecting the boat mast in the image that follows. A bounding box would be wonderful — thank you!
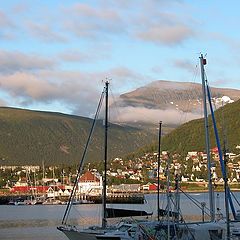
[174,174,180,223]
[206,83,232,238]
[199,54,215,221]
[223,145,231,240]
[157,121,162,221]
[102,80,109,229]
[166,153,171,240]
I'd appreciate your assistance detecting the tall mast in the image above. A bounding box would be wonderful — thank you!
[157,121,162,221]
[102,80,109,228]
[199,54,215,221]
[223,146,230,239]
[174,174,180,223]
[206,84,232,238]
[166,153,171,240]
[222,102,231,239]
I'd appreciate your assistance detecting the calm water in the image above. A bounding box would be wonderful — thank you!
[1,192,240,240]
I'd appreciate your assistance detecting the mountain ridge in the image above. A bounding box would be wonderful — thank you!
[112,80,240,131]
[119,80,240,109]
[0,107,154,166]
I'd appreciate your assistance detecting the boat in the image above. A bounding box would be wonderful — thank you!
[58,58,238,240]
[95,220,226,240]
[58,81,125,239]
[8,197,28,206]
[58,81,153,240]
[42,197,66,205]
[96,55,232,240]
[199,55,240,239]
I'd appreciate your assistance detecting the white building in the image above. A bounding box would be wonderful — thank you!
[77,171,102,195]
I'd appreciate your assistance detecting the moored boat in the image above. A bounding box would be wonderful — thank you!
[58,81,117,239]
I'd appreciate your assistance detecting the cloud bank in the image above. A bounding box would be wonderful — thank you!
[110,106,202,125]
[0,0,239,125]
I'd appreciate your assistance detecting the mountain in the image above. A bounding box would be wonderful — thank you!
[0,107,155,166]
[118,80,240,110]
[113,80,240,132]
[160,99,240,154]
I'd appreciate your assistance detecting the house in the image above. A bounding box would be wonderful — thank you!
[181,176,189,182]
[46,185,64,198]
[148,183,158,191]
[77,171,102,195]
[142,184,150,190]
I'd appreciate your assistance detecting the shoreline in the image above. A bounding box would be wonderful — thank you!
[1,190,240,205]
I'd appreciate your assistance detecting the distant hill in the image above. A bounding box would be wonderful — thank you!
[160,99,240,154]
[127,99,240,160]
[0,107,155,166]
[113,80,240,133]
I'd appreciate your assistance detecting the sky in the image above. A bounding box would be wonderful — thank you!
[1,0,240,122]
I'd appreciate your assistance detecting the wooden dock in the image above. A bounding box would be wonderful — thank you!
[87,193,145,204]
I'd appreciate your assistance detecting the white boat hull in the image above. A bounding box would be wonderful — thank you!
[57,226,106,240]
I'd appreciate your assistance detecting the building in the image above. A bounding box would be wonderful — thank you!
[77,171,102,195]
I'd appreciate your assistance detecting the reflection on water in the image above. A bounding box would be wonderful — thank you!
[0,204,102,240]
[0,226,66,240]
[0,192,240,240]
[0,219,60,228]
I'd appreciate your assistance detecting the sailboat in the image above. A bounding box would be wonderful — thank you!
[57,81,115,240]
[95,55,230,240]
[200,57,240,238]
[96,123,226,240]
[58,80,153,240]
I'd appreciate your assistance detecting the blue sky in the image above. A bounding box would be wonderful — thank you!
[0,0,240,119]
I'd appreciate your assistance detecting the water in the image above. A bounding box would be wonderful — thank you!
[1,192,239,240]
[0,204,103,240]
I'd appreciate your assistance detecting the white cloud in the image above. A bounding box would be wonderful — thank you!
[111,106,202,125]
[0,70,105,116]
[136,24,194,45]
[0,10,15,28]
[62,3,126,39]
[26,22,67,43]
[58,49,109,63]
[0,50,56,74]
[0,10,16,40]
[0,65,152,117]
[174,59,197,73]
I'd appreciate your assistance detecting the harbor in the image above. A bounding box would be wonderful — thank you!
[0,192,239,240]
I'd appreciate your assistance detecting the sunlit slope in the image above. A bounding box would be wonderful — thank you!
[0,107,154,166]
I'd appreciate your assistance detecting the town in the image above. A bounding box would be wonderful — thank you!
[0,145,240,205]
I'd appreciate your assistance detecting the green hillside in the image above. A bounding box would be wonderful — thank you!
[0,107,155,166]
[161,99,240,154]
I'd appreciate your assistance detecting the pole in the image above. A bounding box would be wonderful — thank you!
[224,148,230,239]
[174,174,180,222]
[157,121,162,221]
[199,54,215,221]
[102,80,109,229]
[166,153,171,240]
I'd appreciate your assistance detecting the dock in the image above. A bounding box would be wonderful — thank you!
[87,193,145,204]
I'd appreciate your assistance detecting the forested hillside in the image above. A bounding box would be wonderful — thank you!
[160,99,240,154]
[125,99,240,159]
[0,107,154,166]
